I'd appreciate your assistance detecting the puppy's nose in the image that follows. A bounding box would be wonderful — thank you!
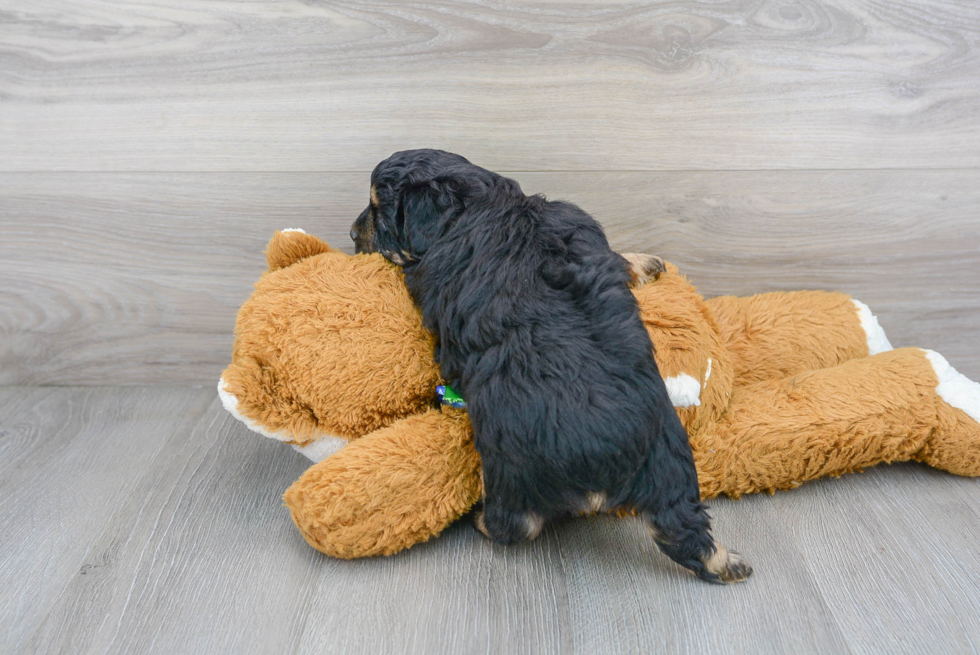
[350,227,358,242]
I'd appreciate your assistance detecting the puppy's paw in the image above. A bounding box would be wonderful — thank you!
[623,253,666,288]
[472,506,545,543]
[472,508,493,539]
[702,544,753,584]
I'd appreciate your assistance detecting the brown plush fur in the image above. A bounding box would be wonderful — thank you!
[222,245,440,444]
[707,291,870,386]
[283,408,481,557]
[220,230,980,559]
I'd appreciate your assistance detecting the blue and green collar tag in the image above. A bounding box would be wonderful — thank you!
[436,385,466,409]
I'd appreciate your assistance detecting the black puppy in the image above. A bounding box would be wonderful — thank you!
[351,149,751,584]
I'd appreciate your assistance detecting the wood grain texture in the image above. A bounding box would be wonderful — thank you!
[295,521,577,655]
[0,386,210,653]
[5,387,980,653]
[1,0,979,171]
[552,498,849,654]
[23,399,322,655]
[774,464,980,653]
[2,169,978,385]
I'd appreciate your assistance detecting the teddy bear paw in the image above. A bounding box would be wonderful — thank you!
[914,350,980,477]
[923,350,980,424]
[851,299,894,355]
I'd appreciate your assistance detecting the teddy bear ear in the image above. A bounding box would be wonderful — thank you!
[265,229,336,271]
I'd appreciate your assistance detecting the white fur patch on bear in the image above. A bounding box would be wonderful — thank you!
[291,437,349,463]
[665,373,701,408]
[922,350,980,423]
[218,377,292,442]
[280,228,307,234]
[218,377,349,462]
[851,299,893,355]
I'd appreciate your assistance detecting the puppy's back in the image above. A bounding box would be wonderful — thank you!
[407,193,670,509]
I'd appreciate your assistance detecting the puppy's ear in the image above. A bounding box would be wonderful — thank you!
[397,179,464,257]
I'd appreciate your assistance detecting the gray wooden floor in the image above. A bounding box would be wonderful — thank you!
[3,1,980,652]
[3,386,980,654]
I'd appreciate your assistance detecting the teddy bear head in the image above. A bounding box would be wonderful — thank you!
[218,231,443,457]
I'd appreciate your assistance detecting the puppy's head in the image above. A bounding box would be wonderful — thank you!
[350,149,511,265]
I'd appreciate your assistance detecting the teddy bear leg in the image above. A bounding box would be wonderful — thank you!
[693,348,972,499]
[705,291,890,386]
[914,350,980,476]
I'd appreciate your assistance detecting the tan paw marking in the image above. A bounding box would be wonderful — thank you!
[705,543,753,584]
[525,513,545,541]
[582,492,608,514]
[473,510,492,539]
[623,253,666,288]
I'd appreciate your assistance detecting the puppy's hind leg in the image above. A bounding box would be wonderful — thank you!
[630,421,753,583]
[643,507,753,584]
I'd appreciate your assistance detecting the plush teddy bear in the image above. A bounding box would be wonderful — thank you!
[219,229,980,560]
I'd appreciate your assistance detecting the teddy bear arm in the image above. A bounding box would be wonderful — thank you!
[282,409,482,559]
[693,347,980,499]
[705,291,887,387]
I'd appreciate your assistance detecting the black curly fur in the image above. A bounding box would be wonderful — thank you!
[351,149,749,583]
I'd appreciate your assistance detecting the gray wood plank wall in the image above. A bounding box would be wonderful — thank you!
[2,0,979,385]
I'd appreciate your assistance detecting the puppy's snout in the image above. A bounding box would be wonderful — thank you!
[351,206,376,254]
